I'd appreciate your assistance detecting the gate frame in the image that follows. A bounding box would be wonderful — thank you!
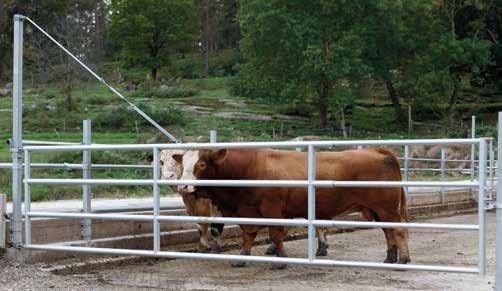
[8,13,497,278]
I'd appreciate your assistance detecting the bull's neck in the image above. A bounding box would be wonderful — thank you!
[215,149,258,179]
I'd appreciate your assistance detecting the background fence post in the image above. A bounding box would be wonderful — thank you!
[478,138,487,275]
[210,130,217,143]
[10,14,24,248]
[495,112,502,289]
[81,120,92,242]
[0,194,6,249]
[404,145,409,196]
[489,139,495,206]
[471,115,476,182]
[440,147,445,204]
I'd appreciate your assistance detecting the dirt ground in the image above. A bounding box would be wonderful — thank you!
[0,213,497,291]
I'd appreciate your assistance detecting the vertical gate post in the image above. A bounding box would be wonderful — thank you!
[403,145,409,196]
[10,14,24,248]
[478,138,487,275]
[471,116,476,182]
[81,120,92,242]
[495,112,502,290]
[23,150,31,245]
[152,147,161,253]
[307,145,317,260]
[489,138,495,205]
[440,147,445,203]
[0,194,6,249]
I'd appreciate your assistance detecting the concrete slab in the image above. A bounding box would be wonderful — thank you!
[0,194,5,248]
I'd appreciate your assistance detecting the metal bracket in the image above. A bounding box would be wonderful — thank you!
[14,14,25,21]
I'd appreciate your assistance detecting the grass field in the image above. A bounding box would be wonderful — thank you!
[0,71,497,201]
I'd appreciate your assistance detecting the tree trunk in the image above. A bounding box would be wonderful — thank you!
[385,80,405,122]
[317,78,330,130]
[151,67,158,81]
[204,0,210,76]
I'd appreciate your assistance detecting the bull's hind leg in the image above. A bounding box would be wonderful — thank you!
[209,223,224,254]
[268,226,288,269]
[383,228,398,263]
[375,210,410,264]
[394,224,410,264]
[316,228,329,256]
[231,228,259,267]
[197,223,211,253]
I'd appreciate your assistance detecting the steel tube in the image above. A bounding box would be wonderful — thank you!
[489,139,495,203]
[26,212,479,230]
[471,116,476,182]
[153,148,160,253]
[81,120,92,242]
[307,145,316,260]
[23,244,479,273]
[22,138,482,152]
[478,138,487,275]
[0,163,153,170]
[440,147,445,203]
[24,178,479,188]
[23,150,31,244]
[10,14,24,247]
[496,112,502,290]
[404,145,409,197]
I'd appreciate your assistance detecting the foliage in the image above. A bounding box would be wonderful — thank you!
[108,0,199,80]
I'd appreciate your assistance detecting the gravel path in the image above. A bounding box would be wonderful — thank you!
[0,213,496,290]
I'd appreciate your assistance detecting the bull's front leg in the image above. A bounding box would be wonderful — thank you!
[316,227,329,256]
[231,226,259,267]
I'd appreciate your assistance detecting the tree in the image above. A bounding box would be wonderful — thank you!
[233,0,369,130]
[108,0,198,80]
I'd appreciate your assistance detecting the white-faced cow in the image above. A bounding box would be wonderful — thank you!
[148,149,223,253]
[175,148,409,269]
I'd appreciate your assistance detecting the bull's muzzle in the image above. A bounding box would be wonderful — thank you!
[177,185,196,194]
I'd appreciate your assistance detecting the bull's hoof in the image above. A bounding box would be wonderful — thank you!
[264,244,277,255]
[231,261,247,267]
[211,245,222,254]
[197,247,210,253]
[316,247,328,257]
[231,250,250,267]
[384,246,398,264]
[398,256,411,265]
[271,263,287,270]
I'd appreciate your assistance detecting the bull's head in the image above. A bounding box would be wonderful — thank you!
[174,149,227,194]
[147,149,185,180]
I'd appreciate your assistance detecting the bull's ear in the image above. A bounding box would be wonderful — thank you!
[172,154,183,164]
[212,149,227,165]
[146,154,153,163]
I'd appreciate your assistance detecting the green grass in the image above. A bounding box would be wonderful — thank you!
[0,61,498,202]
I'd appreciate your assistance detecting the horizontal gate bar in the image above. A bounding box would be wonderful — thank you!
[0,163,152,170]
[27,212,479,230]
[23,138,482,152]
[24,179,479,188]
[24,244,479,274]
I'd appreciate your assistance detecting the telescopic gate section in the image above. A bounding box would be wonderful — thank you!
[20,138,488,274]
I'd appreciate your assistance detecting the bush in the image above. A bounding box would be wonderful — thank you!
[93,103,184,131]
[154,86,198,98]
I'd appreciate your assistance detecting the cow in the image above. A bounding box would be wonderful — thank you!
[175,148,410,269]
[147,150,223,253]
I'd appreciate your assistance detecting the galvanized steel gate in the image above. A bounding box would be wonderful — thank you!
[7,13,502,286]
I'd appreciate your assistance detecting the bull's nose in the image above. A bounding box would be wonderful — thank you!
[177,185,190,193]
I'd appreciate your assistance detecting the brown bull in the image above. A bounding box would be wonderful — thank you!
[175,148,409,268]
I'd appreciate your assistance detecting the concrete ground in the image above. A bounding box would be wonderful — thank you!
[0,212,497,290]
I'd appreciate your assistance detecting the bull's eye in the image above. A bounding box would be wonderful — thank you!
[199,162,206,169]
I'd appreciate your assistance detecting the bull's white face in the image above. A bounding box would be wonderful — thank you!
[177,150,200,194]
[159,149,185,180]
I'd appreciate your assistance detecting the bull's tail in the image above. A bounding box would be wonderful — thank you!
[400,187,409,222]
